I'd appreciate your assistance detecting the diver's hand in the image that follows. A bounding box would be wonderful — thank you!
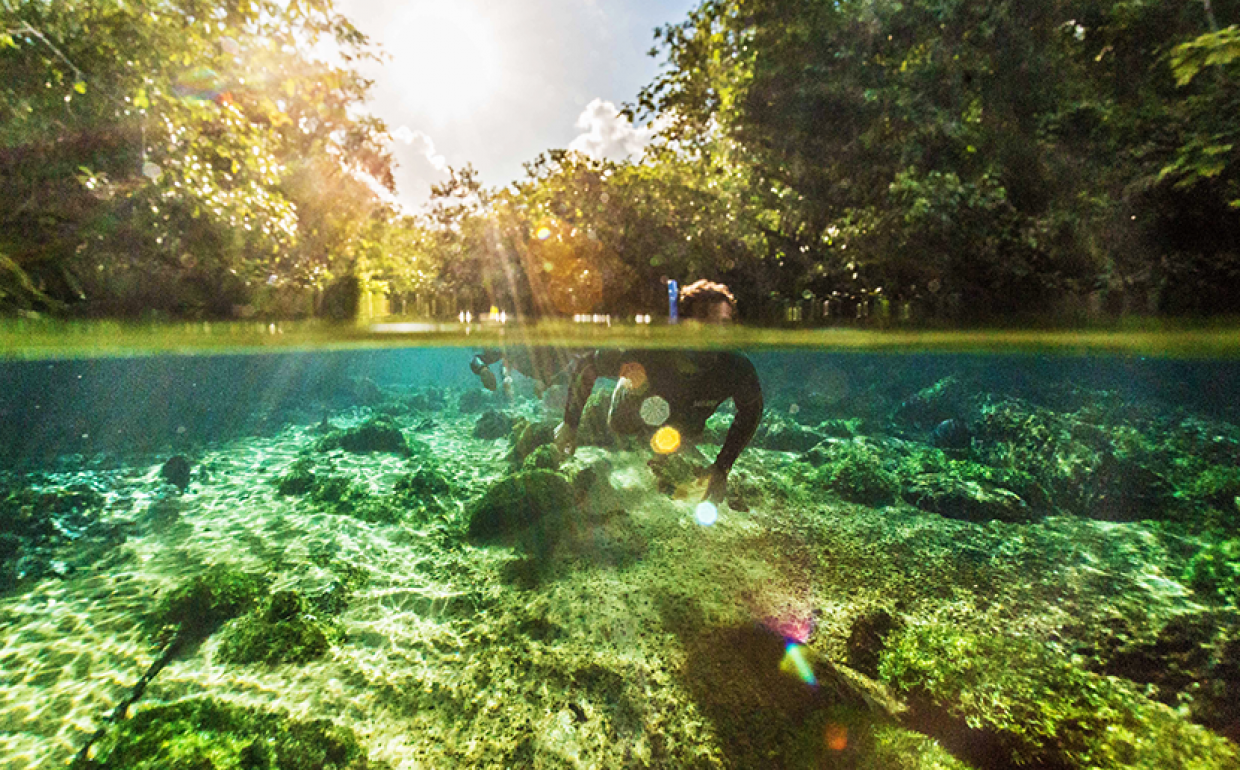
[554,422,577,456]
[702,464,728,504]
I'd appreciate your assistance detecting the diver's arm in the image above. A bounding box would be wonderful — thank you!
[705,358,763,501]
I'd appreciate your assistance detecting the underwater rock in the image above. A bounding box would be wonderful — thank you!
[216,590,339,665]
[473,410,515,440]
[522,444,563,472]
[572,458,614,498]
[892,374,977,430]
[904,474,1033,523]
[928,419,972,451]
[509,419,556,466]
[70,696,384,770]
[351,376,385,405]
[458,388,491,414]
[753,416,823,453]
[406,388,446,412]
[810,442,900,506]
[1085,451,1172,522]
[317,417,409,455]
[466,469,576,544]
[159,455,192,491]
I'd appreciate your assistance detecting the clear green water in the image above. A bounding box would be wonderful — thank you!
[2,322,1239,769]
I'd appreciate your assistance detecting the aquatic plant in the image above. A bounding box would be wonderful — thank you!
[879,621,1240,768]
[70,696,383,769]
[316,417,410,455]
[216,590,340,665]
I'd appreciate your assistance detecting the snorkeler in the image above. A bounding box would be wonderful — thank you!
[554,280,764,505]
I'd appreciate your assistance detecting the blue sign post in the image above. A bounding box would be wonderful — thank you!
[667,279,679,323]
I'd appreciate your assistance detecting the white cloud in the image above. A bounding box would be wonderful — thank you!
[568,98,658,161]
[392,125,447,172]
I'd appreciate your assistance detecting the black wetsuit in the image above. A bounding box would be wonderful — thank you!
[561,349,763,475]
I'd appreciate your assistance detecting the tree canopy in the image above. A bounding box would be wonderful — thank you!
[3,0,1238,322]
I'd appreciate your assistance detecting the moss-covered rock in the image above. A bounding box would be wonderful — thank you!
[216,590,339,665]
[812,442,900,506]
[316,417,409,455]
[509,420,556,466]
[70,696,384,769]
[879,622,1240,768]
[147,565,270,644]
[522,444,563,472]
[473,410,515,440]
[466,470,576,543]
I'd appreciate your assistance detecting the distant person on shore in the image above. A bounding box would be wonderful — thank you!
[554,280,764,505]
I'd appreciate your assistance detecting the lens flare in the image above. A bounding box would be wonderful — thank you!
[694,501,718,526]
[640,395,670,426]
[536,226,552,241]
[650,426,680,454]
[780,643,817,686]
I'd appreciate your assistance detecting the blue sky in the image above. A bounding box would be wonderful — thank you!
[335,0,699,209]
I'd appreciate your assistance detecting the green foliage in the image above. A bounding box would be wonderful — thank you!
[1171,26,1240,86]
[70,696,383,769]
[147,565,270,644]
[216,590,339,665]
[880,622,1240,768]
[0,0,395,317]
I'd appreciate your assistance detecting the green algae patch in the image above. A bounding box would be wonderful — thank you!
[813,442,901,506]
[879,622,1240,769]
[216,590,341,665]
[70,696,384,770]
[147,565,270,644]
[274,456,405,525]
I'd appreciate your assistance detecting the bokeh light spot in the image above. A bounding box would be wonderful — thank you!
[825,723,848,751]
[694,501,717,526]
[650,426,680,454]
[142,161,162,181]
[536,226,552,241]
[640,395,670,426]
[618,362,647,390]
